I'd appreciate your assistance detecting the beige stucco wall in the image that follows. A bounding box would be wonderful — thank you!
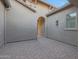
[45,6,78,46]
[0,1,4,47]
[5,0,38,42]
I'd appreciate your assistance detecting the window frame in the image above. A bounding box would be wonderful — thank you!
[64,12,78,31]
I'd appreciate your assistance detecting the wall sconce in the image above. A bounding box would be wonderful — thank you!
[23,0,26,2]
[1,0,11,8]
[56,20,59,26]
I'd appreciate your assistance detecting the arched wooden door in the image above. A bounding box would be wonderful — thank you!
[37,17,45,37]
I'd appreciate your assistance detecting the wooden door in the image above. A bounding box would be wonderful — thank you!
[37,17,45,37]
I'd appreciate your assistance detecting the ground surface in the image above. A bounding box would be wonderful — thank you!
[0,37,77,59]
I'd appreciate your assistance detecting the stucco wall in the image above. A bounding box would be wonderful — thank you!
[5,0,38,43]
[0,1,4,47]
[45,7,78,46]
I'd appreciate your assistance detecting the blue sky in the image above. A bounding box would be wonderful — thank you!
[42,0,70,8]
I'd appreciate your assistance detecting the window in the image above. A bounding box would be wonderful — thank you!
[65,12,77,30]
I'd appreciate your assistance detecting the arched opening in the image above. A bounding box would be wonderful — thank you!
[37,16,45,37]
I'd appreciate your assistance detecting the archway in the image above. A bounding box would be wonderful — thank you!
[37,16,45,37]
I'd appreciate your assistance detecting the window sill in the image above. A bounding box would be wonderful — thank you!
[64,28,78,31]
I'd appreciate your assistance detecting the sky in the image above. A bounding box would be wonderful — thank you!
[42,0,70,8]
